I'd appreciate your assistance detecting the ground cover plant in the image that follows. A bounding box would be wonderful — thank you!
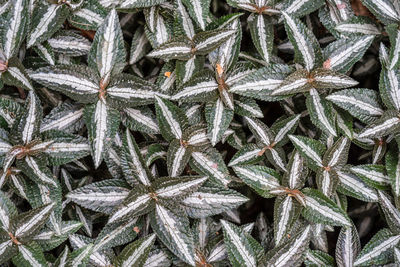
[1,0,400,266]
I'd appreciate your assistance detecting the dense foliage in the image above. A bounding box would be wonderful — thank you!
[1,0,400,266]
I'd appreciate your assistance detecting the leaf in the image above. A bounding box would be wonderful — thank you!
[2,58,34,91]
[378,191,400,234]
[43,131,90,165]
[69,0,107,31]
[121,129,151,186]
[306,88,337,137]
[335,16,381,36]
[172,71,218,102]
[147,40,193,60]
[312,68,359,89]
[117,0,167,9]
[12,242,48,267]
[327,88,383,124]
[182,184,248,218]
[1,0,29,59]
[283,0,325,18]
[289,135,325,171]
[30,65,100,104]
[66,243,94,267]
[154,96,187,142]
[0,190,17,229]
[84,100,120,168]
[108,185,152,223]
[248,14,273,64]
[302,188,351,227]
[193,29,236,55]
[386,145,400,197]
[354,228,400,266]
[337,170,378,202]
[27,2,69,48]
[16,156,57,186]
[153,176,207,201]
[282,12,321,71]
[93,218,141,254]
[232,165,281,198]
[305,249,334,267]
[379,67,400,111]
[361,0,400,25]
[335,226,360,267]
[273,195,301,246]
[221,219,263,267]
[205,98,234,146]
[228,144,263,166]
[182,0,210,31]
[190,148,231,186]
[12,202,56,239]
[41,102,84,133]
[266,225,311,267]
[123,107,159,134]
[114,234,156,267]
[67,179,130,215]
[323,35,374,73]
[150,204,195,266]
[88,9,126,84]
[350,164,390,189]
[323,137,350,169]
[129,26,150,64]
[48,31,91,57]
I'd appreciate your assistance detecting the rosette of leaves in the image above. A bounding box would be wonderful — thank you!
[0,191,57,265]
[269,12,368,137]
[228,115,300,171]
[30,9,164,168]
[0,91,89,187]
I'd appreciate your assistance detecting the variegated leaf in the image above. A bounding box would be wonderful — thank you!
[205,98,234,146]
[289,135,325,171]
[150,204,195,266]
[114,234,156,267]
[155,96,187,141]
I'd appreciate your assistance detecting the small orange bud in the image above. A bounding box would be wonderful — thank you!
[133,226,140,233]
[164,71,171,78]
[216,64,224,76]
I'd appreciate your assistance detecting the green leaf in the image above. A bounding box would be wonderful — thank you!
[361,0,400,25]
[182,184,248,218]
[147,40,193,60]
[114,234,156,267]
[282,12,321,71]
[221,219,264,267]
[205,98,234,146]
[93,217,141,252]
[248,14,273,64]
[327,88,383,124]
[193,29,236,55]
[379,66,400,111]
[84,100,120,168]
[273,195,301,246]
[30,65,100,104]
[154,96,187,142]
[378,191,400,234]
[88,9,126,84]
[150,204,195,265]
[12,242,48,267]
[47,31,91,57]
[386,145,400,197]
[335,16,381,36]
[2,57,34,91]
[27,2,69,48]
[117,0,167,9]
[11,202,56,239]
[307,88,337,137]
[129,26,150,64]
[283,0,325,18]
[228,144,263,166]
[266,225,311,267]
[1,0,29,59]
[153,175,207,201]
[302,188,351,227]
[190,148,231,186]
[69,0,107,31]
[305,249,334,267]
[107,184,152,223]
[41,102,84,133]
[67,179,130,215]
[350,164,390,189]
[66,243,94,267]
[354,228,400,266]
[323,35,374,73]
[182,0,210,31]
[232,165,281,198]
[172,70,218,102]
[337,170,378,202]
[121,129,152,186]
[289,135,326,171]
[335,226,360,267]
